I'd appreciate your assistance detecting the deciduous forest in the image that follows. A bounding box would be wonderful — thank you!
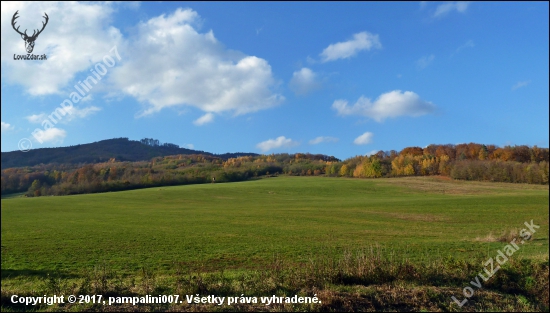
[1,141,548,197]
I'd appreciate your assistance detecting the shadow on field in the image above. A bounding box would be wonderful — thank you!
[1,269,80,279]
[1,249,548,312]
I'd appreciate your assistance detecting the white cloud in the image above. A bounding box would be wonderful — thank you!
[1,121,14,132]
[512,80,531,91]
[366,150,379,156]
[320,31,381,63]
[416,54,435,69]
[33,127,66,143]
[451,40,474,57]
[354,132,374,145]
[1,2,123,95]
[332,90,436,122]
[193,112,214,126]
[63,106,101,120]
[434,1,470,18]
[2,5,283,122]
[309,136,339,145]
[26,113,48,124]
[26,106,100,124]
[123,2,141,10]
[184,143,194,149]
[81,94,93,102]
[256,136,299,152]
[289,68,321,95]
[110,8,284,118]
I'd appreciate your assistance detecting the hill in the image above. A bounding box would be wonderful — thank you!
[0,137,258,169]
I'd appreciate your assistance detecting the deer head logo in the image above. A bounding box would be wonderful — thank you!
[11,10,49,54]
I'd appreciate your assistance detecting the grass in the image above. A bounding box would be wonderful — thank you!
[0,192,25,200]
[1,176,548,311]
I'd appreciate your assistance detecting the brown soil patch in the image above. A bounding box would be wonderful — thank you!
[369,211,449,222]
[376,176,549,195]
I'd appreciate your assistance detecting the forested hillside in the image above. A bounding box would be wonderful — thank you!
[0,137,258,169]
[1,142,547,197]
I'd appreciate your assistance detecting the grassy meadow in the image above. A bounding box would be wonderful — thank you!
[1,176,549,311]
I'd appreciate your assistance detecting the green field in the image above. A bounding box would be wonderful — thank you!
[1,176,549,311]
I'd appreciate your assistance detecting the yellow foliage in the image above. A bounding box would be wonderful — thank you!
[404,164,415,176]
[339,164,349,176]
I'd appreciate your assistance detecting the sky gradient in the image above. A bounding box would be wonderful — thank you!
[1,2,548,160]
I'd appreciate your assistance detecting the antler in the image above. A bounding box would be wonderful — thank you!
[31,12,49,39]
[11,10,27,37]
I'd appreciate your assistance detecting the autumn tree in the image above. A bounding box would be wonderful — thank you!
[400,147,423,156]
[353,157,382,178]
[339,164,350,177]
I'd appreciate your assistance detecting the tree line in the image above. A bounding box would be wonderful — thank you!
[1,143,548,197]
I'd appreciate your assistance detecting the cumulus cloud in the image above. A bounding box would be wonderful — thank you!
[332,90,436,122]
[256,136,299,152]
[309,136,339,145]
[33,127,66,143]
[1,2,123,95]
[289,68,321,95]
[353,132,374,145]
[511,80,531,91]
[110,8,284,118]
[184,143,194,149]
[320,31,381,63]
[416,54,435,69]
[1,121,14,132]
[433,1,470,18]
[193,112,214,126]
[2,4,283,122]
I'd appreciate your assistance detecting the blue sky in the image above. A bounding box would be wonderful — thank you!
[1,2,548,160]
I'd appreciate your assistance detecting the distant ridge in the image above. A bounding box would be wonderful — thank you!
[1,138,259,169]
